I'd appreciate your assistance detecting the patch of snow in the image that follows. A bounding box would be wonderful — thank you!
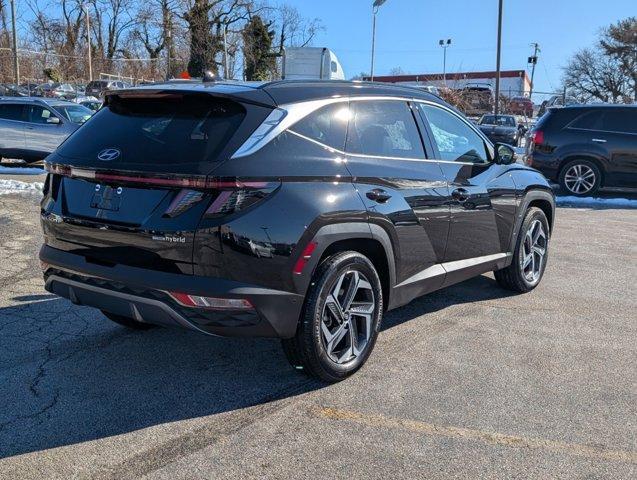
[0,179,44,196]
[0,165,45,175]
[556,195,637,208]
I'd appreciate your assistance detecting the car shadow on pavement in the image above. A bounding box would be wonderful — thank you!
[0,274,512,459]
[382,274,516,331]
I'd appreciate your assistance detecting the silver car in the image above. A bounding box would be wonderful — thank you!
[0,97,93,164]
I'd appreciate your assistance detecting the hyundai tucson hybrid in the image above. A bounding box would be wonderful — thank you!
[526,104,637,196]
[40,80,555,382]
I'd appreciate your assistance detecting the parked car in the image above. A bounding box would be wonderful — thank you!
[526,104,637,196]
[40,80,555,382]
[72,95,102,112]
[509,96,533,117]
[85,79,129,98]
[34,83,77,99]
[0,98,93,163]
[477,114,523,146]
[0,84,28,97]
[459,83,494,116]
[537,95,577,118]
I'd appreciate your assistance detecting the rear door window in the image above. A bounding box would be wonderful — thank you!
[56,93,246,172]
[289,103,349,150]
[26,105,57,124]
[0,103,24,121]
[346,100,425,158]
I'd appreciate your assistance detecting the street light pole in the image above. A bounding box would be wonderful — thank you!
[370,0,386,81]
[85,3,93,81]
[439,38,451,85]
[494,0,503,115]
[10,0,19,85]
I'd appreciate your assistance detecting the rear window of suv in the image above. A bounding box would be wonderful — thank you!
[56,93,245,171]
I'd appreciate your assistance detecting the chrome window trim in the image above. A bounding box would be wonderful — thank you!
[231,94,495,162]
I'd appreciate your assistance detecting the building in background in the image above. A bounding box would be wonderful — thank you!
[364,70,532,98]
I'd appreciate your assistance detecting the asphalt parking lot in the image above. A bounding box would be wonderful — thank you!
[0,170,635,479]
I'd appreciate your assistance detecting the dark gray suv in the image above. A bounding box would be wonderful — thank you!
[0,97,93,163]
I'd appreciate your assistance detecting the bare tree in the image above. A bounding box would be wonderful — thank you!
[273,4,322,54]
[600,17,637,101]
[563,48,630,103]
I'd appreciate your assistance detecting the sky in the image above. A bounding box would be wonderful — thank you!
[280,0,635,94]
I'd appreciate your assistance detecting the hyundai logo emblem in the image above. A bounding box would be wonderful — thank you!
[97,148,121,161]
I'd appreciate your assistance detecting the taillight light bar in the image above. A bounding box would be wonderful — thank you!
[45,163,268,190]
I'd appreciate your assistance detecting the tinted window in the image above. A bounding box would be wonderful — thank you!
[570,111,603,130]
[0,103,24,121]
[600,109,637,134]
[480,115,515,126]
[346,101,424,158]
[55,104,92,124]
[26,105,57,124]
[419,104,489,164]
[57,94,245,170]
[289,103,348,150]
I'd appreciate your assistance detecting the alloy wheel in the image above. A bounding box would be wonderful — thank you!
[521,219,547,284]
[564,164,596,195]
[320,270,375,364]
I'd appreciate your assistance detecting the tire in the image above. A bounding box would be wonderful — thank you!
[559,159,601,196]
[101,310,156,330]
[494,207,550,293]
[281,251,383,383]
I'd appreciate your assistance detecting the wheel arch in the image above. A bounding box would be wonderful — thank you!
[508,189,556,253]
[294,222,396,311]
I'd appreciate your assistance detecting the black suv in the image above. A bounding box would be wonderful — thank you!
[527,105,637,196]
[40,80,555,382]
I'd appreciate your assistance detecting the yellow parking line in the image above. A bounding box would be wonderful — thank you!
[311,406,637,464]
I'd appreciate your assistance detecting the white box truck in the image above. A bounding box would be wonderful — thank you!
[282,47,345,80]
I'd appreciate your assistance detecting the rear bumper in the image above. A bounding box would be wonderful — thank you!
[40,245,303,338]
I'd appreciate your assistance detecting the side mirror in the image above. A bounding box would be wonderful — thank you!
[47,116,61,125]
[495,143,516,165]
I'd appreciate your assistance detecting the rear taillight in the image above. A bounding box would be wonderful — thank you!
[168,292,253,311]
[204,186,278,218]
[533,130,544,145]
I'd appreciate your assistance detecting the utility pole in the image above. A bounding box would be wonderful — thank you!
[370,0,387,81]
[528,42,540,99]
[439,39,451,85]
[85,3,93,81]
[494,0,503,115]
[10,0,19,85]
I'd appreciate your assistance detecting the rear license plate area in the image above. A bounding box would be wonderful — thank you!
[90,185,122,212]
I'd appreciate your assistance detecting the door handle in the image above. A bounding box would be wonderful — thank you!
[451,188,470,202]
[366,188,392,203]
[591,138,607,143]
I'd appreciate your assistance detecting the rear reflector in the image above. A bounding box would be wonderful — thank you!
[168,292,254,311]
[293,242,318,275]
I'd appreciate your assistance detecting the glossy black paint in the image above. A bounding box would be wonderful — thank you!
[40,80,555,338]
[527,105,637,189]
